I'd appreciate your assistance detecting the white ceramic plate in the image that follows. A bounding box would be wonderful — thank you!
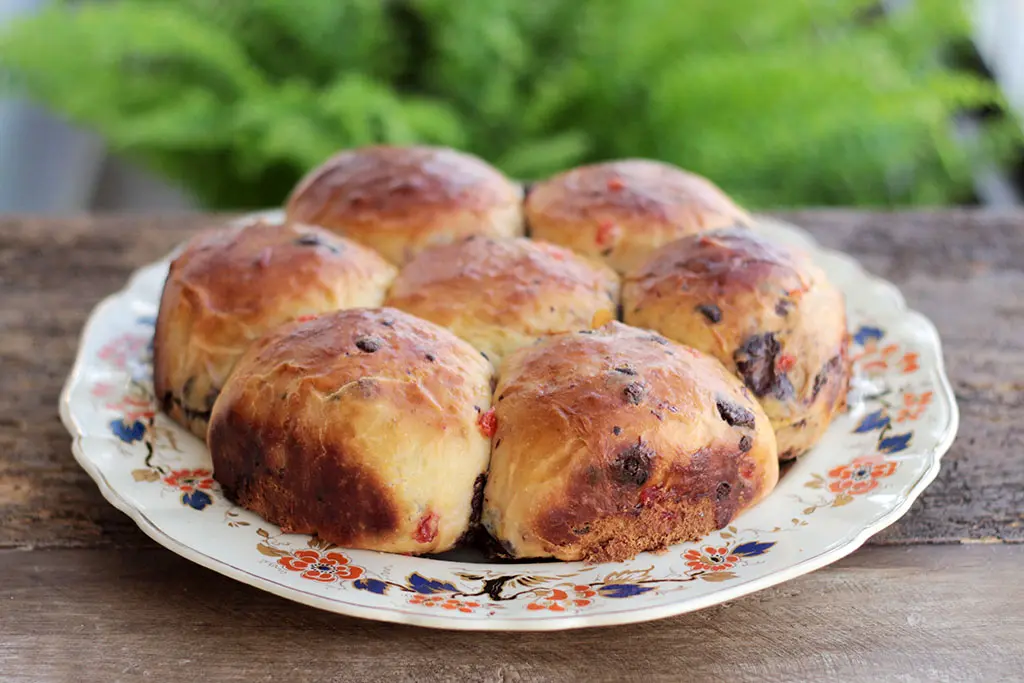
[60,212,958,631]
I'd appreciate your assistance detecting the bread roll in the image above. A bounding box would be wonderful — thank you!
[385,235,620,367]
[208,308,494,554]
[153,219,396,439]
[525,159,750,274]
[286,145,524,265]
[623,229,850,459]
[482,322,778,562]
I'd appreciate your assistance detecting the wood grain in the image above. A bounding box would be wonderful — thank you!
[1,210,1023,549]
[2,211,1024,682]
[1,545,1022,682]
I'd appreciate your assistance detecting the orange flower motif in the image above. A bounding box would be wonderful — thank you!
[899,353,920,374]
[526,588,569,612]
[91,382,116,399]
[278,549,364,583]
[92,382,155,421]
[852,341,899,373]
[163,468,214,493]
[525,585,593,610]
[684,546,739,572]
[98,334,148,370]
[409,594,481,613]
[117,394,156,422]
[525,584,598,611]
[853,341,920,375]
[896,391,933,422]
[571,584,596,607]
[827,455,898,495]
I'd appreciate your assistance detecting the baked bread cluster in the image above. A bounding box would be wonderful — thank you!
[153,145,851,561]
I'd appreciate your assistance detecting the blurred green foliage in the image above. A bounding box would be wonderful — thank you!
[0,0,1017,208]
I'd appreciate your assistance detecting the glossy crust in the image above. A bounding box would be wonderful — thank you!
[525,159,751,274]
[483,322,779,562]
[207,308,494,555]
[623,229,850,459]
[385,236,620,367]
[153,220,396,440]
[286,145,524,265]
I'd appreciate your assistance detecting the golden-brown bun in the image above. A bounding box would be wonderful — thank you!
[385,236,620,367]
[208,308,494,555]
[153,220,396,440]
[285,145,524,265]
[482,322,778,562]
[623,229,850,459]
[525,159,751,274]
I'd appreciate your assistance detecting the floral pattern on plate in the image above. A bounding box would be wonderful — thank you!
[59,212,958,630]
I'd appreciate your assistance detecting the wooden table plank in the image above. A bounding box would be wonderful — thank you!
[2,544,1021,682]
[2,210,1023,549]
[2,210,1024,682]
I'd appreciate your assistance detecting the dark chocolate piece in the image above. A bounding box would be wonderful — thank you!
[623,381,646,405]
[612,441,655,487]
[696,303,722,324]
[355,335,384,353]
[734,332,794,400]
[716,396,756,428]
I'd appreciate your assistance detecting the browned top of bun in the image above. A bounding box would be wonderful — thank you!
[215,307,492,433]
[385,236,619,364]
[285,145,524,265]
[524,159,751,274]
[288,146,517,220]
[285,145,521,238]
[163,219,394,321]
[527,159,743,223]
[627,228,810,296]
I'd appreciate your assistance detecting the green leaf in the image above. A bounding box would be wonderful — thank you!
[0,0,1010,209]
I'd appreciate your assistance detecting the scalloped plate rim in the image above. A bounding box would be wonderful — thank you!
[59,212,959,631]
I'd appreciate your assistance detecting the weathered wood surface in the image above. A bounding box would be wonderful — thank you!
[2,545,1022,682]
[2,210,1024,681]
[1,210,1022,551]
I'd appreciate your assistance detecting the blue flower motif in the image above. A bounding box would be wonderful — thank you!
[354,578,389,595]
[182,489,212,510]
[408,573,458,594]
[854,409,890,434]
[852,325,884,346]
[110,418,146,443]
[597,583,655,599]
[731,541,775,557]
[879,432,912,453]
[136,315,157,327]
